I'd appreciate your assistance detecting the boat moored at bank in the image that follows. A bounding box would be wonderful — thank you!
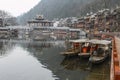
[89,39,111,64]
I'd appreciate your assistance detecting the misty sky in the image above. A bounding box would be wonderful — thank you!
[0,0,41,17]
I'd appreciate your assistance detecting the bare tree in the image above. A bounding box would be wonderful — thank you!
[0,10,12,26]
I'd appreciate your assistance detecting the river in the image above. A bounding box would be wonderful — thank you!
[0,40,110,80]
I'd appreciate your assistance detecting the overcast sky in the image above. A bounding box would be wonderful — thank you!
[0,0,41,17]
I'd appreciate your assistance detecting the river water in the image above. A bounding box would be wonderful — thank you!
[0,40,110,80]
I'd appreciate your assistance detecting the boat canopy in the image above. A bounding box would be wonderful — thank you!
[69,39,89,43]
[69,39,111,45]
[89,39,111,45]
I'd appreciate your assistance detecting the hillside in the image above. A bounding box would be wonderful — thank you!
[17,0,120,25]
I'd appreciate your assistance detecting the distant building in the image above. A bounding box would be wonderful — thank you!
[27,15,53,27]
[0,27,10,39]
[75,18,85,29]
[27,15,53,40]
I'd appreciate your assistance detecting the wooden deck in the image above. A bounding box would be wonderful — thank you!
[111,37,120,80]
[115,37,120,65]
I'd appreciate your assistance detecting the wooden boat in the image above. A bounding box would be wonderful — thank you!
[60,39,81,56]
[89,39,111,64]
[60,39,90,56]
[77,39,91,58]
[60,47,80,55]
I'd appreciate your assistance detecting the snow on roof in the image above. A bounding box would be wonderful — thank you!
[69,28,81,31]
[7,26,30,29]
[33,26,70,30]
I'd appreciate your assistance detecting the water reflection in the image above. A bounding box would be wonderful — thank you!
[0,42,59,80]
[61,56,110,80]
[61,56,89,70]
[27,42,89,80]
[0,42,14,58]
[0,40,110,80]
[85,59,110,80]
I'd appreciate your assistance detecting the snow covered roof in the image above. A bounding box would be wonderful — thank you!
[33,26,69,30]
[69,28,81,31]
